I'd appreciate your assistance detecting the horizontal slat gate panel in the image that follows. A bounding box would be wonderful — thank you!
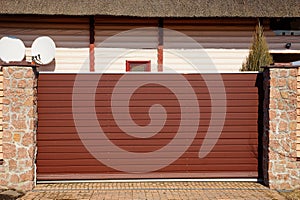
[37,152,258,160]
[37,125,258,133]
[37,73,261,180]
[37,120,257,127]
[38,145,257,153]
[37,139,258,147]
[38,107,259,114]
[38,113,258,120]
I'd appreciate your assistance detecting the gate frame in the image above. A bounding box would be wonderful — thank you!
[1,64,300,191]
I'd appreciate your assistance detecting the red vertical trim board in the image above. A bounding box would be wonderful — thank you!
[158,45,163,72]
[89,16,95,72]
[89,44,95,72]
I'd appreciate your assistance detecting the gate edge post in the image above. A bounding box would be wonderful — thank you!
[0,65,38,192]
[262,65,300,190]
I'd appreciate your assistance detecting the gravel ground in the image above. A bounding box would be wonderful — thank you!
[280,189,300,200]
[0,189,24,200]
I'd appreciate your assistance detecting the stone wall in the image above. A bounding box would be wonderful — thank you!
[0,72,3,167]
[0,66,37,191]
[263,66,300,190]
[297,72,300,158]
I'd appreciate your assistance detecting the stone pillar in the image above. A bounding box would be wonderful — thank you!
[263,66,300,190]
[0,66,38,191]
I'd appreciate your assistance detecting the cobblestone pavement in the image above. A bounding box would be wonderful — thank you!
[19,181,285,200]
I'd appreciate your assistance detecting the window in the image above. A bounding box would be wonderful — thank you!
[270,18,300,36]
[271,53,300,63]
[126,60,151,72]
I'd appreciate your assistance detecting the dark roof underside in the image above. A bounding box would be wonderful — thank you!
[0,0,299,17]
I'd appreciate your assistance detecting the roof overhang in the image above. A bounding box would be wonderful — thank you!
[0,0,299,18]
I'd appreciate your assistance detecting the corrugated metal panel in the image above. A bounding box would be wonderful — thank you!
[0,16,90,72]
[36,73,261,180]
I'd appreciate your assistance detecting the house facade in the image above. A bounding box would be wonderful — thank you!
[0,0,300,191]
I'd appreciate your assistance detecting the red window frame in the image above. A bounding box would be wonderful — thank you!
[126,60,151,72]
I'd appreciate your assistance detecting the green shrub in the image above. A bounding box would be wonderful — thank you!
[241,22,273,71]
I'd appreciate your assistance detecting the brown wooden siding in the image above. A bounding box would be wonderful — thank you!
[0,16,298,73]
[0,16,89,48]
[95,16,158,49]
[163,18,300,50]
[94,17,300,51]
[94,17,300,73]
[0,16,90,72]
[37,73,261,180]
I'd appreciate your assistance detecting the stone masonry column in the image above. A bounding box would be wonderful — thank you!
[0,66,38,191]
[263,66,300,190]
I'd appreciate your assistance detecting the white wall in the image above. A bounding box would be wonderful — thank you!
[94,48,157,73]
[163,49,250,73]
[92,48,249,73]
[34,48,90,73]
[34,48,300,73]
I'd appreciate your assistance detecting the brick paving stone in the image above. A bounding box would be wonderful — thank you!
[19,181,285,200]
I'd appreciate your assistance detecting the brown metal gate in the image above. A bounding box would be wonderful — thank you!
[37,73,262,180]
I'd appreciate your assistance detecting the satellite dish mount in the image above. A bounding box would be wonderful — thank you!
[31,36,56,65]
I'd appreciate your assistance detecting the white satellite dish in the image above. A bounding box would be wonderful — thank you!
[0,36,25,63]
[31,36,56,65]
